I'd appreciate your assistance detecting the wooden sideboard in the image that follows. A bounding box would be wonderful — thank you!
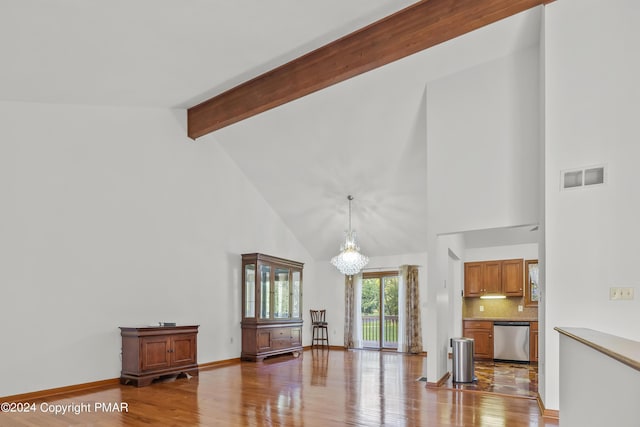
[120,325,199,387]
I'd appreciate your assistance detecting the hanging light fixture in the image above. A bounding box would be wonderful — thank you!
[331,195,369,275]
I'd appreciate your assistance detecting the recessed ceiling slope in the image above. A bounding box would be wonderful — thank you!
[212,7,543,261]
[0,0,416,107]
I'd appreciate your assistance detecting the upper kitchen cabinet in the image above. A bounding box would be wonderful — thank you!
[463,262,484,297]
[501,259,524,296]
[464,259,524,297]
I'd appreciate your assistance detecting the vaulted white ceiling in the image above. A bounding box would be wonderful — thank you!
[1,1,542,261]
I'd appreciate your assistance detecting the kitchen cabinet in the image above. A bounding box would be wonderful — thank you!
[120,325,199,387]
[501,259,524,296]
[463,262,484,296]
[530,321,539,363]
[462,320,494,360]
[463,259,523,297]
[241,253,304,362]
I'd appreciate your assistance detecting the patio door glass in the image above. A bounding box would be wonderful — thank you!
[361,272,398,349]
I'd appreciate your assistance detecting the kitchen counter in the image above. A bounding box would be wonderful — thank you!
[463,319,539,362]
[464,317,538,322]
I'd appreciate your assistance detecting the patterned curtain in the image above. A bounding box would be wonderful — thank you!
[401,265,423,354]
[344,275,355,348]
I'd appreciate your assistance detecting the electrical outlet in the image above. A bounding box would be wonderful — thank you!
[518,305,523,312]
[610,287,622,300]
[479,305,484,312]
[622,287,635,300]
[610,287,635,300]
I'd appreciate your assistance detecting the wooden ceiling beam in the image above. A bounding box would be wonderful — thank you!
[187,0,552,139]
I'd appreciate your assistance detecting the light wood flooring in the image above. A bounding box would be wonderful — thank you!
[2,349,558,426]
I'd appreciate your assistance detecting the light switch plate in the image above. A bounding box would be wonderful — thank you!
[518,305,523,312]
[479,305,484,312]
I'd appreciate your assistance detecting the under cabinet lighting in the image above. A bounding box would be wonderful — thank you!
[480,295,507,300]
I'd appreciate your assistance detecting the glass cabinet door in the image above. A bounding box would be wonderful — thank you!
[274,268,290,318]
[291,271,301,318]
[260,265,271,319]
[244,264,256,318]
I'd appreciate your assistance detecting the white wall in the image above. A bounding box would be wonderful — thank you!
[426,46,541,235]
[426,46,541,382]
[307,262,346,345]
[543,0,640,411]
[0,101,313,397]
[465,243,538,262]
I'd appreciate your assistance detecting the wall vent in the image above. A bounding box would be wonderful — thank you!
[561,165,606,190]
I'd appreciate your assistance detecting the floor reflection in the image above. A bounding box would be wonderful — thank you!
[2,350,553,426]
[444,360,538,399]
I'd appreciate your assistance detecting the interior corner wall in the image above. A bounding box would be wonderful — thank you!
[537,5,548,408]
[543,0,640,411]
[425,234,464,382]
[426,46,541,382]
[0,101,313,397]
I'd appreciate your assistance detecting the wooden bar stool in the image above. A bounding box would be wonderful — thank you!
[310,309,329,348]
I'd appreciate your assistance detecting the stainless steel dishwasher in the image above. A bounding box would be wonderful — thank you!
[493,321,530,362]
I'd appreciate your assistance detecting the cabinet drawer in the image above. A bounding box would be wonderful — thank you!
[463,320,493,330]
[271,328,291,339]
[272,338,293,349]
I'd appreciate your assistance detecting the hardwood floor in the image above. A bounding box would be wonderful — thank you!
[2,349,558,426]
[443,360,539,399]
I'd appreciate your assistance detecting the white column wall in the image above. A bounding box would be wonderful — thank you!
[0,101,313,397]
[543,0,640,411]
[426,46,541,383]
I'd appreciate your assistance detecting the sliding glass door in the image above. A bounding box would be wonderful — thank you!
[361,272,398,349]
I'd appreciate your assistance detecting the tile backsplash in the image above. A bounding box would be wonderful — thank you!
[463,296,538,319]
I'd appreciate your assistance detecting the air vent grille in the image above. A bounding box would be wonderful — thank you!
[561,165,606,190]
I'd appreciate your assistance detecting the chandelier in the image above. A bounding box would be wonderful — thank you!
[331,195,369,275]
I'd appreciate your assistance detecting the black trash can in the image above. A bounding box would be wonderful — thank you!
[450,337,475,383]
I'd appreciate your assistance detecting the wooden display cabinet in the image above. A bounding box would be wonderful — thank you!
[120,325,199,387]
[241,253,304,362]
[462,320,494,360]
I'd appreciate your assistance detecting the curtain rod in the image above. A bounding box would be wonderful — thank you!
[361,265,423,271]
